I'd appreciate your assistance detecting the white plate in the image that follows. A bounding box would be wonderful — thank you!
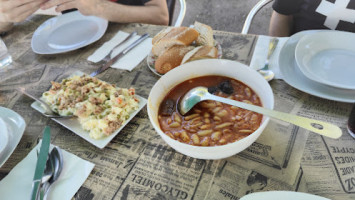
[0,118,9,159]
[240,191,330,200]
[0,107,26,167]
[147,42,223,76]
[279,30,355,103]
[295,31,355,89]
[31,11,108,54]
[30,72,147,149]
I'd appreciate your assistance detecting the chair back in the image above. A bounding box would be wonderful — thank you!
[166,0,186,27]
[167,0,176,26]
[241,0,273,34]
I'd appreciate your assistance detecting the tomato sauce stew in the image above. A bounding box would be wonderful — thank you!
[158,75,263,146]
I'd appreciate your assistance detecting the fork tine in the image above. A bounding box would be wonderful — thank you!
[99,31,137,64]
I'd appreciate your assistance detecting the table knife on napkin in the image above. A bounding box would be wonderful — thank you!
[30,126,51,200]
[90,33,150,77]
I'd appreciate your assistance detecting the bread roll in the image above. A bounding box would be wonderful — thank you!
[152,27,199,56]
[181,45,218,64]
[152,27,174,45]
[193,21,214,46]
[155,45,194,74]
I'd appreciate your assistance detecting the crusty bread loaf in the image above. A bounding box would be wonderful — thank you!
[155,45,194,74]
[152,27,173,45]
[151,23,219,74]
[152,27,199,56]
[181,45,218,64]
[193,21,214,46]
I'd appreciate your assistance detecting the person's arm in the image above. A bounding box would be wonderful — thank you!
[41,0,169,25]
[268,10,293,37]
[0,0,46,32]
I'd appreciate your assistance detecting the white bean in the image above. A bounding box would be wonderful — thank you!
[197,129,213,136]
[169,122,180,128]
[191,134,200,145]
[174,113,181,123]
[185,114,200,121]
[215,122,233,129]
[216,110,228,118]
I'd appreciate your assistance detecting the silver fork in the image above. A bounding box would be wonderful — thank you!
[97,31,137,65]
[90,33,149,77]
[258,38,279,81]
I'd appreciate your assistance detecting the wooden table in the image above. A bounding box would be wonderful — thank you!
[0,15,353,200]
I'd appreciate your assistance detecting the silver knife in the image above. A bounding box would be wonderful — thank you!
[90,33,150,77]
[30,126,51,200]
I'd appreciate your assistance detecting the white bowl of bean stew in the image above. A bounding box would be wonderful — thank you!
[147,59,274,160]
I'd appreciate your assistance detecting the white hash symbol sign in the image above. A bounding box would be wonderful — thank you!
[316,0,355,29]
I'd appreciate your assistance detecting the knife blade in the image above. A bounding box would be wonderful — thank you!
[90,33,150,77]
[30,126,51,200]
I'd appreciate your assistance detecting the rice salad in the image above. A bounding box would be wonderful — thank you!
[42,75,139,139]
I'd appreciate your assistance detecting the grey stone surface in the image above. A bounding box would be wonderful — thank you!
[173,0,273,35]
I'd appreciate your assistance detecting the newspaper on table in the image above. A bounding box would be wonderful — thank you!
[300,95,355,200]
[0,21,354,200]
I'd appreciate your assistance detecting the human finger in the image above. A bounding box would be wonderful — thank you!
[4,1,43,22]
[0,0,35,13]
[40,0,70,10]
[7,0,46,10]
[54,1,76,13]
[11,5,39,22]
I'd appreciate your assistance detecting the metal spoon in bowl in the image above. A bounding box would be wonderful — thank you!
[18,87,74,119]
[178,86,342,139]
[42,147,64,200]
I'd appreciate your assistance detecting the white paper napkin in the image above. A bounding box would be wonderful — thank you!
[249,35,289,79]
[0,142,94,200]
[88,31,152,71]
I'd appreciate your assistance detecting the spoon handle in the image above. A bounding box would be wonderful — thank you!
[267,38,278,60]
[43,147,64,200]
[18,87,52,112]
[206,94,342,139]
[18,87,74,119]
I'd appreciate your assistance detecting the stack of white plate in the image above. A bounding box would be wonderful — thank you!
[278,30,355,103]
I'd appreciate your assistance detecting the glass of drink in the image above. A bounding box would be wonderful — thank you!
[348,104,355,139]
[0,37,12,68]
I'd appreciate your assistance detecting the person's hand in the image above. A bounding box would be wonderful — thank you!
[41,0,169,25]
[0,0,46,23]
[41,0,103,16]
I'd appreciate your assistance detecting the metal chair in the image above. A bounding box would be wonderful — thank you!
[241,0,273,34]
[167,0,186,27]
